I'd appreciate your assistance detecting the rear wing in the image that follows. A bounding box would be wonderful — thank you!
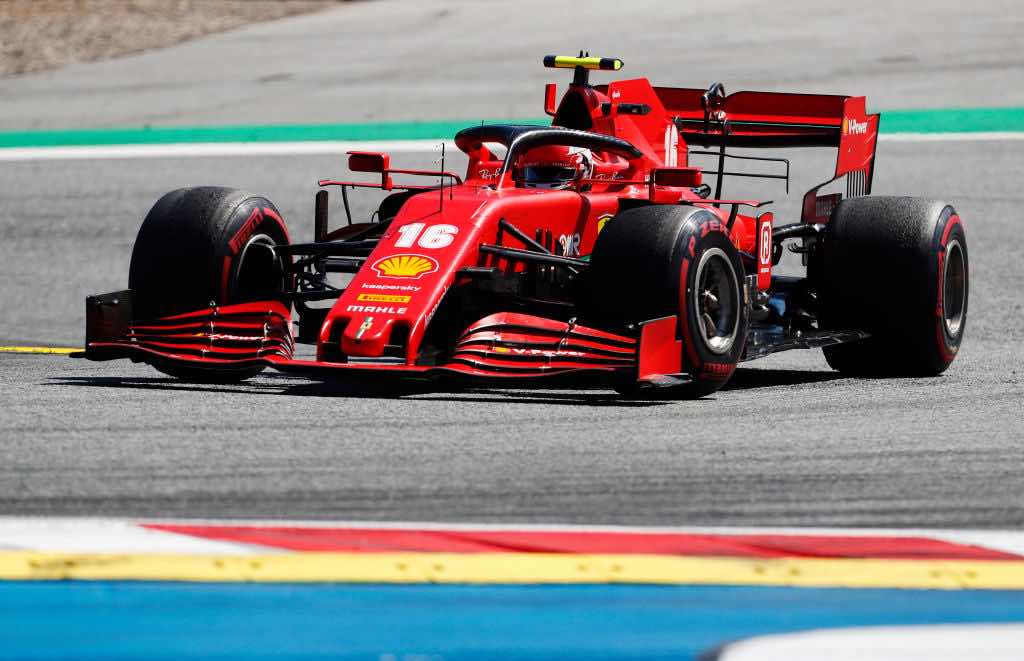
[654,87,880,223]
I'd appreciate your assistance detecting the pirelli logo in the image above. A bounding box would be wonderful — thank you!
[356,293,411,303]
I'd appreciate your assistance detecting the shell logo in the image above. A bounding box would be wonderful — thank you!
[371,254,438,279]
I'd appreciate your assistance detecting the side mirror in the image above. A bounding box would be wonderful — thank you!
[652,167,702,188]
[348,151,390,173]
[348,151,392,190]
[649,167,703,202]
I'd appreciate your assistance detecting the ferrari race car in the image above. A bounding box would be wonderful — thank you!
[81,55,968,398]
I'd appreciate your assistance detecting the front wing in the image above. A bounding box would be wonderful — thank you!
[81,293,689,388]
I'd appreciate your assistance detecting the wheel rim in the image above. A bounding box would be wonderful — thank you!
[693,247,740,354]
[942,238,966,337]
[235,233,284,302]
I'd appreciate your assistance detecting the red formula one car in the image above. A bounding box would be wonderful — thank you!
[81,55,968,398]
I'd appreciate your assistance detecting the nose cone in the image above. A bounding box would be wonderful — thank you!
[319,192,490,363]
[340,311,401,357]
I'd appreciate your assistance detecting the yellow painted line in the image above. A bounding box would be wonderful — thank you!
[0,346,80,355]
[2,552,1024,589]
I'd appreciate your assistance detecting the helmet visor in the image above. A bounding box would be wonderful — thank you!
[523,165,577,188]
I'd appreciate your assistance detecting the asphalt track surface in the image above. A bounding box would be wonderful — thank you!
[1,0,1023,527]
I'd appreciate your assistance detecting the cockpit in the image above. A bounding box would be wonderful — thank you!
[453,124,642,190]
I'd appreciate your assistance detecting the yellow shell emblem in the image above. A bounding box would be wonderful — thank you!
[371,254,438,279]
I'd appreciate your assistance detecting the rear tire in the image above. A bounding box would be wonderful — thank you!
[587,205,749,398]
[128,186,292,382]
[819,196,968,376]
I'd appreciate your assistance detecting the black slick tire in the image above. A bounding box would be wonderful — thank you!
[587,204,749,399]
[128,186,291,382]
[819,196,968,376]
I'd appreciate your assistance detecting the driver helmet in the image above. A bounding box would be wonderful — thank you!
[521,145,593,189]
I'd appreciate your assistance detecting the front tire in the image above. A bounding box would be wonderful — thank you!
[819,196,968,376]
[128,186,291,382]
[587,205,749,398]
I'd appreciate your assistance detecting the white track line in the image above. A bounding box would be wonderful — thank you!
[0,132,1019,161]
[716,624,1024,661]
[0,140,455,161]
[880,131,1023,142]
[0,517,266,554]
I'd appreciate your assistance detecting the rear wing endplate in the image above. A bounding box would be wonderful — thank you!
[655,87,879,222]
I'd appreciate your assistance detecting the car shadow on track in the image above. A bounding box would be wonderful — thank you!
[47,374,666,407]
[48,367,844,406]
[722,367,844,391]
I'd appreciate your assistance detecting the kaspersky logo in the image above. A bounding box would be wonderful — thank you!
[842,117,868,136]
